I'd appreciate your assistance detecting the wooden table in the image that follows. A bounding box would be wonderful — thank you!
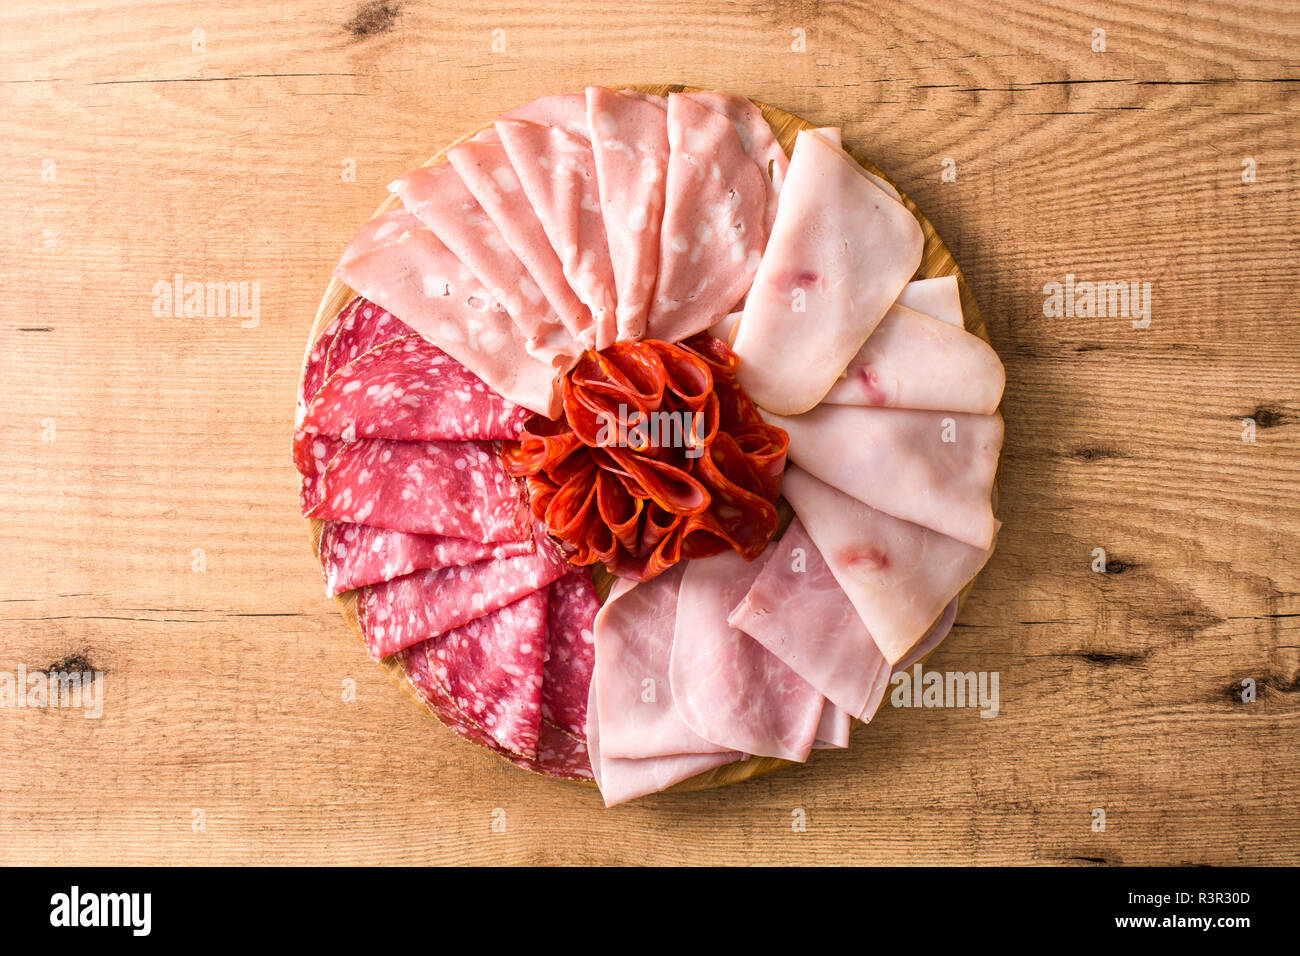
[1,0,1295,866]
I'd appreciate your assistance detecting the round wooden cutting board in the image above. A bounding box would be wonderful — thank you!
[302,83,1001,795]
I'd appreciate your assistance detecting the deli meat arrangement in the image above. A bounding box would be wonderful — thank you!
[295,87,1006,804]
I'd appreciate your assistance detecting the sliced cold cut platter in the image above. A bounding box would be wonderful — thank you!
[296,83,1004,805]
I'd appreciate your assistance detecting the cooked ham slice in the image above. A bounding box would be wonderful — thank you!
[781,467,996,664]
[592,568,731,760]
[447,135,594,347]
[764,404,1002,550]
[821,302,1005,413]
[334,210,560,416]
[586,86,669,342]
[813,702,851,749]
[645,93,766,344]
[388,162,580,370]
[732,129,923,415]
[894,597,959,672]
[898,275,963,327]
[495,119,619,349]
[670,549,824,761]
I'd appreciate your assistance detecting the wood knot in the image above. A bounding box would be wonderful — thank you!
[345,0,400,40]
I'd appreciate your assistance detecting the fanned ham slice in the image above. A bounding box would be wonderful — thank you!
[821,302,1005,413]
[645,93,766,344]
[683,90,788,238]
[320,521,533,597]
[592,568,731,759]
[898,275,963,327]
[732,129,924,415]
[781,467,996,664]
[813,702,851,749]
[671,549,824,761]
[764,404,1002,549]
[388,163,580,370]
[307,437,529,543]
[426,588,548,758]
[586,86,669,342]
[496,119,619,350]
[894,597,959,672]
[447,136,594,347]
[358,525,568,659]
[334,210,560,417]
[585,671,740,807]
[542,571,599,738]
[728,518,892,720]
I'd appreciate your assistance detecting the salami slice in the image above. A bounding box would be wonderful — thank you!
[542,570,599,738]
[294,335,530,475]
[320,521,533,596]
[324,297,411,382]
[298,434,343,514]
[427,589,548,758]
[306,438,529,542]
[357,525,568,659]
[297,297,361,427]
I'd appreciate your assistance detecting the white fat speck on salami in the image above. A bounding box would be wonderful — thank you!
[306,437,528,542]
[357,523,567,658]
[425,588,548,758]
[541,570,599,738]
[319,521,534,596]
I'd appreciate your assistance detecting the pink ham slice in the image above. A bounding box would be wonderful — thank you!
[541,570,599,738]
[894,597,959,672]
[728,517,891,719]
[334,210,560,417]
[898,275,963,327]
[592,568,731,760]
[763,404,1002,550]
[306,437,529,543]
[319,521,533,597]
[813,702,851,749]
[732,129,924,415]
[683,90,788,238]
[447,136,594,348]
[820,302,1005,413]
[644,93,766,344]
[495,119,619,350]
[781,467,996,664]
[670,549,824,761]
[358,525,568,659]
[585,673,741,808]
[388,162,580,370]
[586,86,669,343]
[426,588,548,758]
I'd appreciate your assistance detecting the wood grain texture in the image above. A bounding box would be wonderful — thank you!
[0,0,1296,865]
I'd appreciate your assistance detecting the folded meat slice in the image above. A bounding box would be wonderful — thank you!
[732,129,923,415]
[645,93,766,344]
[764,405,1002,550]
[334,210,560,416]
[821,302,1005,413]
[728,518,890,719]
[898,275,963,328]
[682,90,788,238]
[541,570,599,739]
[813,702,851,749]
[670,549,824,761]
[495,119,619,349]
[894,597,958,672]
[586,86,669,342]
[388,162,580,370]
[781,467,996,664]
[502,92,590,139]
[586,677,741,808]
[592,568,731,760]
[447,136,594,347]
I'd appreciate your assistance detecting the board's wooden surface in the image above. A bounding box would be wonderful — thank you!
[1,0,1296,865]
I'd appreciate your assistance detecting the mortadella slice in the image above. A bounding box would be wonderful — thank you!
[495,118,619,350]
[502,92,591,140]
[586,86,669,342]
[334,210,560,416]
[765,404,1002,550]
[683,90,788,238]
[447,136,594,347]
[781,467,996,664]
[732,129,923,415]
[592,568,731,760]
[670,549,824,761]
[645,93,766,344]
[820,302,1005,413]
[388,162,580,370]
